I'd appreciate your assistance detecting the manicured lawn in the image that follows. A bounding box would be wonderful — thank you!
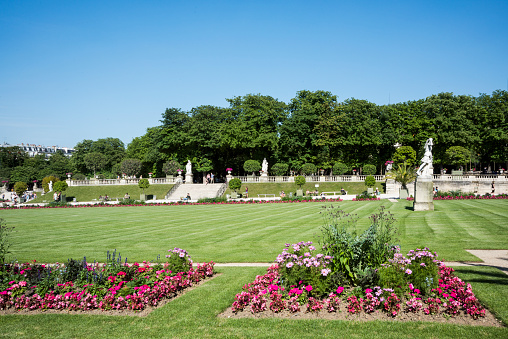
[0,266,506,338]
[2,200,507,263]
[1,199,508,337]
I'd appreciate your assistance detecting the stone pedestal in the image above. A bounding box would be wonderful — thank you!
[185,174,193,184]
[413,178,434,211]
[259,174,269,183]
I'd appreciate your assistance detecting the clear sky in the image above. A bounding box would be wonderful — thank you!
[1,0,507,149]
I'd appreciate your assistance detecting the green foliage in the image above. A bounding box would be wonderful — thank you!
[117,198,143,205]
[393,146,417,167]
[84,152,107,176]
[364,175,376,188]
[3,231,16,265]
[386,162,416,189]
[270,163,288,176]
[445,146,471,168]
[14,181,28,196]
[294,175,306,188]
[53,181,68,192]
[138,178,149,193]
[333,162,349,175]
[162,160,181,176]
[362,164,377,175]
[42,176,59,193]
[243,160,261,175]
[197,197,227,203]
[120,158,142,177]
[301,163,317,175]
[320,206,398,285]
[228,178,242,192]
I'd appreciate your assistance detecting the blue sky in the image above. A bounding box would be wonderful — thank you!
[1,0,507,148]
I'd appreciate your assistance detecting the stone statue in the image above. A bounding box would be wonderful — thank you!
[416,138,434,178]
[186,160,192,174]
[262,158,268,173]
[48,181,53,192]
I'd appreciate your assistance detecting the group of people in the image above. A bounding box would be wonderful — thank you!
[98,195,110,201]
[205,173,215,184]
[53,191,63,202]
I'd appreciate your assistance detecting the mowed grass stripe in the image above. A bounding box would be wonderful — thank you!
[2,200,507,263]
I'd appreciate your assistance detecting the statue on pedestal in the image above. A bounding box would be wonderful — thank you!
[416,138,433,178]
[262,158,268,173]
[186,160,192,174]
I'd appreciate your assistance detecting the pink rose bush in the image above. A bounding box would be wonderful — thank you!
[230,243,486,320]
[0,249,215,312]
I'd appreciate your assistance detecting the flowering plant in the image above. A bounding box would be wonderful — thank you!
[165,247,193,273]
[385,160,394,166]
[226,168,233,171]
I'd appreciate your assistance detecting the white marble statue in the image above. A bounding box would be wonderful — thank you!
[262,158,268,173]
[186,160,192,174]
[417,138,434,178]
[48,180,53,192]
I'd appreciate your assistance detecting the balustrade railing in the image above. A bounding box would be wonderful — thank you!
[165,178,182,199]
[216,183,227,198]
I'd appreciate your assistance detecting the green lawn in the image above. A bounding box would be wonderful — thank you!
[3,200,507,263]
[26,184,174,203]
[1,199,507,338]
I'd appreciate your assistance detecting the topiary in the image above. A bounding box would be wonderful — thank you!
[243,160,261,175]
[301,163,317,175]
[365,175,376,188]
[363,164,377,175]
[162,160,182,176]
[270,163,289,176]
[53,181,68,192]
[228,178,242,192]
[138,178,150,194]
[333,162,349,175]
[295,175,306,188]
[393,146,417,167]
[14,182,28,196]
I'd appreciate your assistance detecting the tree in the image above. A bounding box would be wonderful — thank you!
[386,162,416,189]
[138,178,150,194]
[243,160,261,176]
[295,175,306,188]
[120,159,142,177]
[228,178,242,192]
[14,182,27,196]
[270,163,288,176]
[53,181,68,193]
[84,152,107,177]
[364,175,376,188]
[445,146,471,170]
[393,146,417,167]
[10,166,37,184]
[301,163,317,175]
[91,138,126,171]
[193,157,213,182]
[47,151,72,179]
[363,164,377,175]
[162,160,182,176]
[333,162,349,175]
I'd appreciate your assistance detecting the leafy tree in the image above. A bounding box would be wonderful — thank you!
[333,162,349,175]
[71,139,94,173]
[295,175,306,188]
[84,152,107,176]
[42,176,59,193]
[53,181,68,193]
[47,151,72,179]
[193,157,213,182]
[445,146,471,169]
[10,165,37,184]
[393,146,417,167]
[91,138,126,171]
[270,163,288,176]
[14,182,27,196]
[120,158,142,177]
[138,178,150,194]
[0,146,26,169]
[243,160,261,175]
[362,164,377,175]
[162,160,182,176]
[364,175,376,188]
[301,163,317,175]
[228,178,242,192]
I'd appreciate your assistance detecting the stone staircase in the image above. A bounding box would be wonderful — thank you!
[166,183,224,201]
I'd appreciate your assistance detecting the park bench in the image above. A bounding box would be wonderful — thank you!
[321,191,347,196]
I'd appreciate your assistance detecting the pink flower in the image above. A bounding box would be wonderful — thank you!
[365,288,372,294]
[336,286,344,294]
[305,285,313,292]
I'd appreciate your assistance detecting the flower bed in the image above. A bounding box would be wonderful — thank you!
[406,194,508,201]
[223,243,500,326]
[0,248,215,313]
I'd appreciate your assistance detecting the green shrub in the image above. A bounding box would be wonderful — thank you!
[301,163,317,175]
[138,178,149,193]
[295,175,306,188]
[363,164,376,175]
[364,175,376,187]
[393,146,417,167]
[197,197,228,203]
[228,178,242,192]
[270,163,288,176]
[53,181,68,193]
[355,192,377,200]
[121,159,142,177]
[243,160,261,175]
[162,160,181,176]
[14,182,28,196]
[333,162,349,175]
[42,176,59,193]
[72,173,86,180]
[117,198,144,205]
[165,248,192,273]
[0,218,14,265]
[280,196,307,202]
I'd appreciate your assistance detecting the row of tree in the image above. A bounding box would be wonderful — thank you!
[1,90,507,187]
